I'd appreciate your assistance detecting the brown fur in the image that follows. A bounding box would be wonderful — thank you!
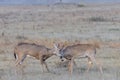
[14,42,55,72]
[55,43,103,75]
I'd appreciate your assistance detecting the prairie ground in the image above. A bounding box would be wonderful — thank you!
[0,3,120,80]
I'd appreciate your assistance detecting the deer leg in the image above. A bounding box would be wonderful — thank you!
[43,61,50,72]
[73,60,77,67]
[40,58,45,72]
[21,55,27,64]
[15,54,26,66]
[86,57,93,72]
[15,59,21,66]
[40,57,50,72]
[68,58,74,75]
[15,54,19,66]
[90,56,103,74]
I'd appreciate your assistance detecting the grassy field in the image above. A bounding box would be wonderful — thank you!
[0,3,120,80]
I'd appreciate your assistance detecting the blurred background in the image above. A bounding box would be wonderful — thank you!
[0,0,120,5]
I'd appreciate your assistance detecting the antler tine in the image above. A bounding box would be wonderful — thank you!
[53,42,65,49]
[53,42,59,49]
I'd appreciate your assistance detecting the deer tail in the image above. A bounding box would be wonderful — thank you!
[14,52,17,60]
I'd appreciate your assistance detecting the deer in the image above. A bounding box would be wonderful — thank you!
[14,42,57,72]
[53,43,103,75]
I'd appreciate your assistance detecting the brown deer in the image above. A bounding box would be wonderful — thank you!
[54,43,103,75]
[14,42,56,72]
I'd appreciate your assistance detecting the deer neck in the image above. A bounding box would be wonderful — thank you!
[48,48,55,55]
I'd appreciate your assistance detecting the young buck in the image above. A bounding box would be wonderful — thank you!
[14,42,56,72]
[54,43,103,75]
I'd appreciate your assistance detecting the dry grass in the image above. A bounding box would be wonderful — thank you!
[0,3,120,80]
